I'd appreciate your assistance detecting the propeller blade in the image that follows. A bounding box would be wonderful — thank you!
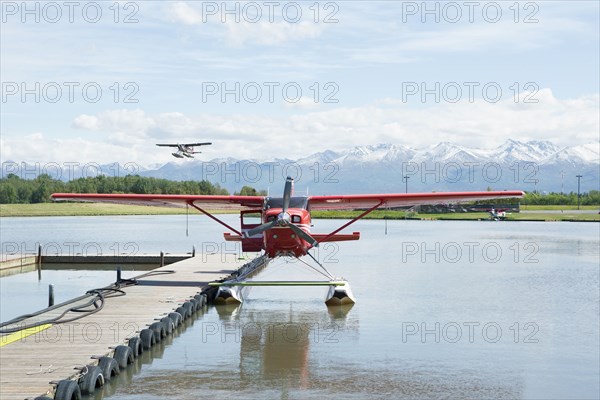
[244,220,277,238]
[282,176,293,214]
[287,223,319,248]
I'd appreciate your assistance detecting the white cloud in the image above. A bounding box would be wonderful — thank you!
[72,109,155,138]
[166,2,325,47]
[168,2,204,25]
[3,89,597,166]
[0,133,145,165]
[225,21,325,47]
[283,96,321,110]
[72,114,100,131]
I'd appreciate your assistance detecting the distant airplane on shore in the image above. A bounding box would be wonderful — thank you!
[156,142,212,158]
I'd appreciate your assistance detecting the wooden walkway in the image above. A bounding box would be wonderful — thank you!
[0,254,192,277]
[0,254,248,400]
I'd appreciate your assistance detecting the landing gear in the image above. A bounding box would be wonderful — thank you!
[214,285,245,305]
[325,280,355,306]
[211,252,356,306]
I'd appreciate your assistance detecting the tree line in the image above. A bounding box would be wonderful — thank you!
[0,174,597,205]
[519,190,599,206]
[0,174,232,204]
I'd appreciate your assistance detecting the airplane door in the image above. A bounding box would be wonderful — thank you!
[240,210,264,252]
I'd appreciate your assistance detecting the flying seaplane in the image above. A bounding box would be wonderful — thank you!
[156,142,212,158]
[51,179,523,306]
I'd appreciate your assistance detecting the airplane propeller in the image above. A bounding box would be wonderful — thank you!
[244,177,318,248]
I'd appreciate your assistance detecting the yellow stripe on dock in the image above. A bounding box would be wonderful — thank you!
[0,324,53,347]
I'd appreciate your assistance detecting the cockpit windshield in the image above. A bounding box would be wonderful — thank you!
[265,196,309,210]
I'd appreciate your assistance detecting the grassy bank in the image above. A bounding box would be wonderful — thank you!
[520,205,598,211]
[312,210,599,222]
[0,203,194,217]
[1,203,598,221]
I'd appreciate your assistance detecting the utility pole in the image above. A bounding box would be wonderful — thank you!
[576,174,583,210]
[403,175,409,193]
[560,170,565,195]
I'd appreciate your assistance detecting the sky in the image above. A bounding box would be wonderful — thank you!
[1,1,599,166]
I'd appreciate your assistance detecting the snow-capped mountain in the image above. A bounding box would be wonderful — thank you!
[137,140,599,194]
[3,140,598,194]
[490,139,563,163]
[541,143,599,165]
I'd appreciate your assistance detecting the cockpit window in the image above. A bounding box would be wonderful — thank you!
[265,196,309,210]
[291,215,301,223]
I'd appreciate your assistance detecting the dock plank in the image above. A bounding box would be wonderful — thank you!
[0,254,248,400]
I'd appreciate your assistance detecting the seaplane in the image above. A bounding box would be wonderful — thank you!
[156,142,212,158]
[51,178,523,306]
[488,207,508,221]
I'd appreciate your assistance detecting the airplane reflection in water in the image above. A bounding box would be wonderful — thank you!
[216,304,357,389]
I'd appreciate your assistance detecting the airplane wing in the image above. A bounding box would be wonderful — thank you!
[51,193,264,211]
[155,144,179,147]
[308,191,524,211]
[184,142,212,146]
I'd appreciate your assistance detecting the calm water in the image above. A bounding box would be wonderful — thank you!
[1,216,599,399]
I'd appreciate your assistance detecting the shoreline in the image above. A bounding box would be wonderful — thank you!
[1,203,598,221]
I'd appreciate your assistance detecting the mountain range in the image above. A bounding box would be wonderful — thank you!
[2,140,598,194]
[139,140,599,194]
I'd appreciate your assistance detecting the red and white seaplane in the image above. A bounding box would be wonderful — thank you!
[52,178,523,305]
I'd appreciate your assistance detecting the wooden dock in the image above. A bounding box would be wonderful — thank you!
[0,253,192,277]
[0,256,38,277]
[0,254,251,400]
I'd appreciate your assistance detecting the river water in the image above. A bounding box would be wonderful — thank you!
[1,216,598,399]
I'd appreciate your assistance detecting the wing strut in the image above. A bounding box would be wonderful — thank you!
[188,201,242,236]
[317,201,383,244]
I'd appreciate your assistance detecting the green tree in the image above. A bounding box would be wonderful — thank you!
[0,183,17,203]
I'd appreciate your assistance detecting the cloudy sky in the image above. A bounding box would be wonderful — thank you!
[1,1,598,166]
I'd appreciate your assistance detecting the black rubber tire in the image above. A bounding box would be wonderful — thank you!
[190,298,200,312]
[98,357,119,381]
[78,365,104,395]
[140,328,155,349]
[193,294,205,308]
[182,301,194,317]
[54,379,81,400]
[113,345,134,369]
[160,317,174,335]
[128,336,142,358]
[149,321,165,342]
[168,311,182,328]
[33,397,54,400]
[175,306,188,320]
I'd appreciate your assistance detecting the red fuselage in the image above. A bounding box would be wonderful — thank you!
[262,208,313,258]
